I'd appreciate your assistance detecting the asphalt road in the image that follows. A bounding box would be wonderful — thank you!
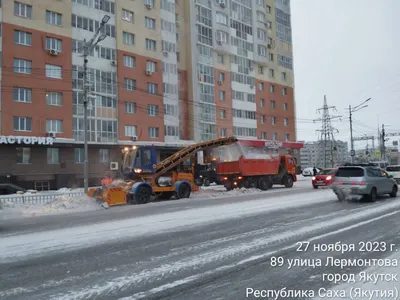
[1,187,400,300]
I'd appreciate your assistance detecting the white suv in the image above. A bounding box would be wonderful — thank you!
[386,165,400,184]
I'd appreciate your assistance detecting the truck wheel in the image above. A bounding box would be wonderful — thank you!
[135,186,151,204]
[175,182,191,199]
[225,181,233,191]
[284,175,294,188]
[259,177,270,191]
[203,178,211,187]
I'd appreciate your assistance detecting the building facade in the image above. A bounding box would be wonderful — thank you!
[300,140,349,170]
[0,0,296,189]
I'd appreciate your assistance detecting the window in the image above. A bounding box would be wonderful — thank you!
[46,10,62,26]
[220,110,226,119]
[148,127,159,138]
[123,55,135,68]
[269,69,274,77]
[125,102,136,114]
[272,132,277,140]
[270,85,275,93]
[13,87,32,103]
[258,82,264,91]
[164,104,178,116]
[145,17,156,30]
[258,45,267,57]
[266,21,272,29]
[177,52,180,62]
[71,14,116,38]
[72,0,115,13]
[261,132,267,139]
[14,58,32,74]
[46,119,63,133]
[124,78,136,91]
[216,12,228,25]
[284,118,289,126]
[165,125,179,136]
[125,125,137,136]
[148,104,158,116]
[123,32,134,45]
[14,2,32,18]
[46,92,63,106]
[268,53,274,61]
[266,5,271,13]
[260,115,266,124]
[16,147,31,164]
[147,82,158,94]
[218,72,225,82]
[272,117,276,125]
[257,28,266,40]
[258,66,264,74]
[99,149,110,163]
[220,128,227,138]
[45,64,62,79]
[216,30,229,44]
[336,167,365,178]
[47,148,60,164]
[271,100,276,109]
[122,9,134,22]
[14,30,32,46]
[260,99,264,107]
[257,0,265,7]
[219,91,225,101]
[45,37,62,52]
[145,0,155,8]
[282,72,287,81]
[146,61,157,72]
[284,103,288,111]
[13,116,32,131]
[146,39,156,50]
[285,133,290,141]
[217,54,224,64]
[257,11,265,23]
[74,148,84,163]
[282,87,287,95]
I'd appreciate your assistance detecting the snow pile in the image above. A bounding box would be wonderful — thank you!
[2,194,102,218]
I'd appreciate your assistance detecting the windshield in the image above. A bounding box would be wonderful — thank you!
[336,167,364,177]
[386,166,400,172]
[122,148,138,170]
[318,169,336,175]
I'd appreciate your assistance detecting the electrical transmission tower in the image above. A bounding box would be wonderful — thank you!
[313,95,342,168]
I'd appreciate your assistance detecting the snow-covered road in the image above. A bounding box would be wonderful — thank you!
[1,183,399,300]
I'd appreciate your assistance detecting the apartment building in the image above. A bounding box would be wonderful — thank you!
[300,140,350,169]
[0,0,296,189]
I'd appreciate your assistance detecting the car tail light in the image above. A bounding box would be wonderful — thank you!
[334,181,343,185]
[352,181,366,185]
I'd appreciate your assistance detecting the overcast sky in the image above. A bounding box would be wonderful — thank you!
[291,0,400,149]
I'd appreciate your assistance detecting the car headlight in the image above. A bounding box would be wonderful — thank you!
[199,175,203,178]
[134,168,142,173]
[312,177,316,180]
[326,176,332,180]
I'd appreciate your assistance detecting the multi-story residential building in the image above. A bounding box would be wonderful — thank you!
[0,0,296,189]
[300,140,350,169]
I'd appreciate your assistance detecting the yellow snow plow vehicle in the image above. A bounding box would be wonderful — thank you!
[88,136,238,207]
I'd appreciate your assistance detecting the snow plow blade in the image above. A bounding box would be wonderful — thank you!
[88,187,128,207]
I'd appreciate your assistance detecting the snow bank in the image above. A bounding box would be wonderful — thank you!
[0,189,341,262]
[2,194,102,218]
[314,251,400,300]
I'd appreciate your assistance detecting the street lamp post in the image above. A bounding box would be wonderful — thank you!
[348,98,371,164]
[82,15,110,193]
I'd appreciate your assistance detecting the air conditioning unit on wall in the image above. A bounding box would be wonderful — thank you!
[110,162,119,170]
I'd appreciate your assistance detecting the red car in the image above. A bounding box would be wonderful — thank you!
[312,168,337,188]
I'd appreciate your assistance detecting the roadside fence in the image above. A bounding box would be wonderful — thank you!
[0,192,85,206]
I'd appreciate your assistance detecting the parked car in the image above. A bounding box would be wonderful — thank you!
[312,168,337,188]
[386,165,400,184]
[302,167,320,177]
[331,166,398,201]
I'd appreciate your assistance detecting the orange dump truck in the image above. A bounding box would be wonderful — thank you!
[217,154,297,191]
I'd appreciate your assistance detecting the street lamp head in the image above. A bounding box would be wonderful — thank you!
[98,34,107,42]
[102,15,111,24]
[365,97,371,102]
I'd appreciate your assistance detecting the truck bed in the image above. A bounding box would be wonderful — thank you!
[217,156,281,177]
